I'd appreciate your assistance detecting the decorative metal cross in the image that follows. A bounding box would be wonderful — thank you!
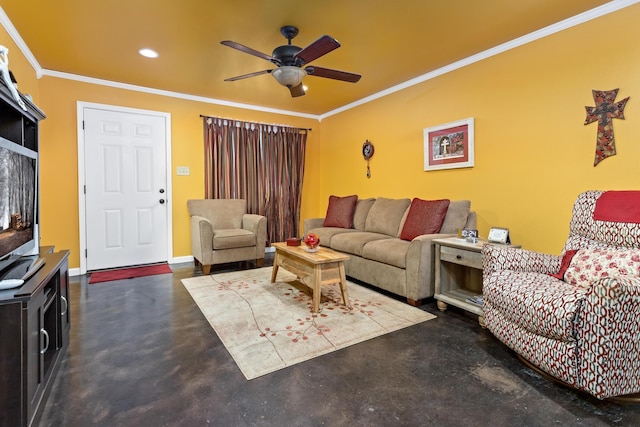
[584,88,630,166]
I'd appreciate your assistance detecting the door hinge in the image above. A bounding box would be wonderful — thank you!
[85,249,88,258]
[82,120,85,130]
[84,185,86,194]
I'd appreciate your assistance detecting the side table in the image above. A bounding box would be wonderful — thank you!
[433,237,520,327]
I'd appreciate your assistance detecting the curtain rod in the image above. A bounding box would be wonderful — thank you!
[199,114,312,131]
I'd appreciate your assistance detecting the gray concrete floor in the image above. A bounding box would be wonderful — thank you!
[37,255,640,426]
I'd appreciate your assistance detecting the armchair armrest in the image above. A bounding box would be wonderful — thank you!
[482,244,561,278]
[190,215,214,262]
[576,276,640,399]
[242,214,264,234]
[243,214,267,253]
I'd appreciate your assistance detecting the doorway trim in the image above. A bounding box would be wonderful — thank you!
[76,101,173,275]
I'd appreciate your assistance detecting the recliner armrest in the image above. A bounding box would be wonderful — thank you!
[482,244,561,278]
[576,276,640,399]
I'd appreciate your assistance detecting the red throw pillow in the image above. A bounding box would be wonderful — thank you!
[593,191,640,223]
[400,198,450,241]
[549,249,578,280]
[323,195,358,228]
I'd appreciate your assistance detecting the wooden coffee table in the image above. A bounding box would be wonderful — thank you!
[271,242,350,313]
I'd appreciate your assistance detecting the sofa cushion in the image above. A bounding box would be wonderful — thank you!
[353,198,376,231]
[564,248,640,287]
[440,200,471,234]
[361,238,410,269]
[484,270,588,341]
[306,227,358,247]
[323,195,357,228]
[213,229,256,250]
[364,197,411,237]
[330,231,391,257]
[400,198,450,241]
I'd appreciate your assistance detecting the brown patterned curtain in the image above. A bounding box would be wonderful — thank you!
[203,117,307,245]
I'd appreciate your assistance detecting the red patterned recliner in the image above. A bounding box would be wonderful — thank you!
[482,190,640,400]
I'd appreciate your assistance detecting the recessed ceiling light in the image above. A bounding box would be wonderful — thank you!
[138,48,159,58]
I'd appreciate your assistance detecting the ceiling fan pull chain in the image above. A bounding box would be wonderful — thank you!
[367,160,371,179]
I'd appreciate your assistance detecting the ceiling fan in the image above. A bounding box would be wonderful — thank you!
[221,25,361,97]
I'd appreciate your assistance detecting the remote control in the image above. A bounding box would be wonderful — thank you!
[0,278,25,290]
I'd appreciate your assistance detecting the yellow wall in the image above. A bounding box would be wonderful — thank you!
[35,79,317,268]
[3,5,640,269]
[307,5,640,254]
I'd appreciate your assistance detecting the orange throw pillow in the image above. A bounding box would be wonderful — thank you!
[400,198,450,241]
[323,195,358,228]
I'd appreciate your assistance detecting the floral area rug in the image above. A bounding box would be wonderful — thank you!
[181,267,435,380]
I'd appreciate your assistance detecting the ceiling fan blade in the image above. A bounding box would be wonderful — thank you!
[224,69,273,82]
[289,83,305,97]
[220,41,281,65]
[305,66,361,83]
[294,35,340,65]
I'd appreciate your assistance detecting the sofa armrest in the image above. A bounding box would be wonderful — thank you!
[482,244,561,278]
[465,211,477,229]
[243,214,267,254]
[190,215,214,261]
[404,232,457,301]
[575,276,640,399]
[303,218,325,236]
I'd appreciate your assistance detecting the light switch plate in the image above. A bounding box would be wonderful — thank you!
[176,166,190,176]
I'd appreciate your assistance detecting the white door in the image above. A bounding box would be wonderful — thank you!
[83,107,168,271]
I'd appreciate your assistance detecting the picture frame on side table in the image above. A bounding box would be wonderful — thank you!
[488,227,511,244]
[424,117,474,171]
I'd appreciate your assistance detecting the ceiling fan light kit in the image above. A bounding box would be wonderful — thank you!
[272,66,306,87]
[221,25,361,98]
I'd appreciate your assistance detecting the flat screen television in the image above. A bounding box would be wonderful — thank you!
[0,138,39,273]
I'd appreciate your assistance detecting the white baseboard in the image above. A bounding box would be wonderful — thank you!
[170,255,194,264]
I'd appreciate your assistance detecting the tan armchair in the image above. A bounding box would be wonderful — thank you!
[187,199,267,274]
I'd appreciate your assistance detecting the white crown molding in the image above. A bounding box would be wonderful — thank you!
[0,7,43,78]
[2,1,639,121]
[41,69,320,120]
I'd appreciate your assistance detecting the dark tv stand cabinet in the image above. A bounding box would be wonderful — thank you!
[0,250,70,427]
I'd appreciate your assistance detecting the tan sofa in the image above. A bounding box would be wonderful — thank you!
[304,197,476,305]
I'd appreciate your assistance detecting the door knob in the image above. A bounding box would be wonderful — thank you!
[159,199,165,204]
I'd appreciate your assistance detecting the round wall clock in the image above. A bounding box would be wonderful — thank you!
[362,140,374,178]
[362,140,375,160]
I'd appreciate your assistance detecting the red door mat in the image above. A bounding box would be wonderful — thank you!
[89,263,173,284]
